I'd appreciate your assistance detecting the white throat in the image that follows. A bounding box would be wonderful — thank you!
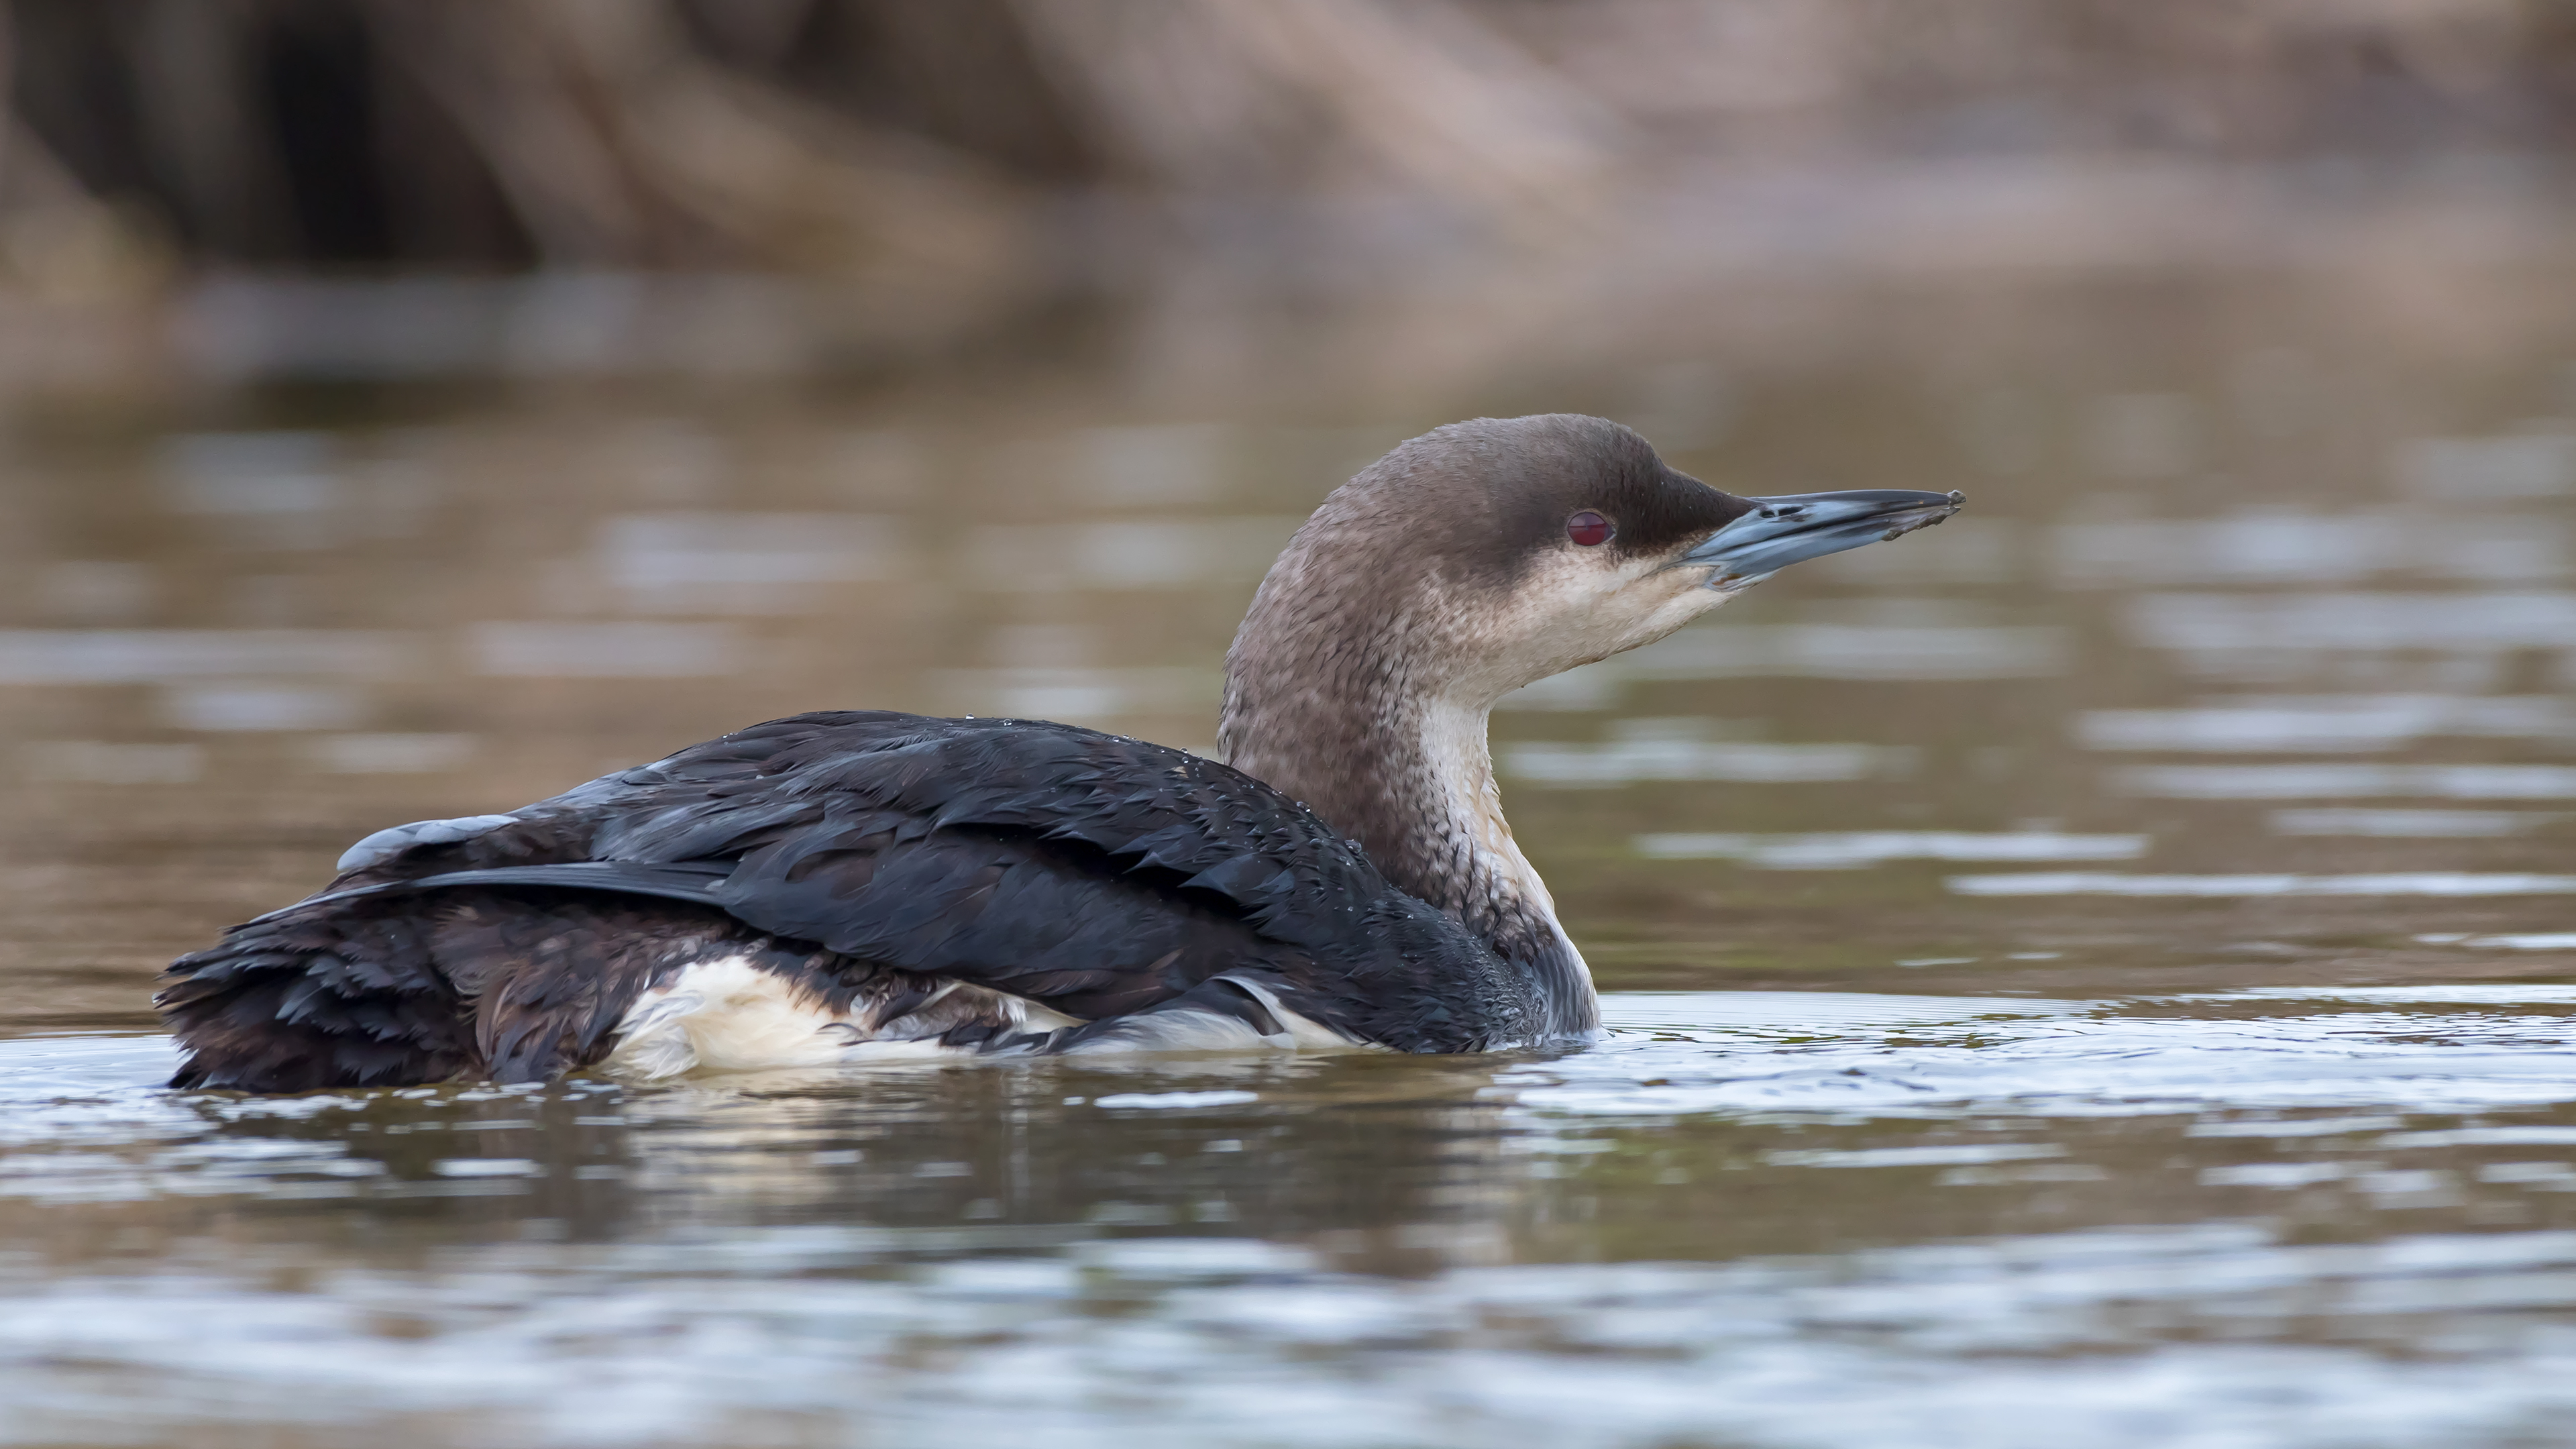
[1412,694,1595,1034]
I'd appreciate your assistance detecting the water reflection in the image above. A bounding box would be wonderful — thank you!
[9,985,2576,1446]
[2115,763,2576,800]
[2080,695,2576,753]
[1634,830,2146,867]
[2131,591,2576,653]
[2273,808,2563,838]
[2053,513,2570,587]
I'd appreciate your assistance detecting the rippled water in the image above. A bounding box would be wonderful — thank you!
[9,991,2576,1447]
[1,268,2571,1444]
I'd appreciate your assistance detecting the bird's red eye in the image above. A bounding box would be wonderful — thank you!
[1566,510,1613,546]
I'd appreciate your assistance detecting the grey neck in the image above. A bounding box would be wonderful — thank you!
[1218,634,1599,1041]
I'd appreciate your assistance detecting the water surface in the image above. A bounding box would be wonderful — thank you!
[1,268,2571,1445]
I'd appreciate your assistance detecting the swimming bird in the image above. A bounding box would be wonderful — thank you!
[158,415,1961,1090]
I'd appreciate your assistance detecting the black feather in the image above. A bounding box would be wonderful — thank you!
[160,712,1536,1089]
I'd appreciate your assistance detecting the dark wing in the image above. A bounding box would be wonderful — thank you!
[311,711,1532,1051]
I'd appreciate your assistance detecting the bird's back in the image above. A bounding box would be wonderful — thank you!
[160,712,1536,1089]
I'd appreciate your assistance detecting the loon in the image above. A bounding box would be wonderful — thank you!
[158,415,1960,1090]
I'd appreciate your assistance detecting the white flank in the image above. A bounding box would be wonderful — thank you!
[604,957,1085,1079]
[606,956,867,1077]
[605,959,1367,1075]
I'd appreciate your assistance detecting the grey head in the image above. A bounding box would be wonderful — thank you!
[1221,413,1960,794]
[1219,414,1960,1039]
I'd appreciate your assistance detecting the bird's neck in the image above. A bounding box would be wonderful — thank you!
[1219,657,1598,1040]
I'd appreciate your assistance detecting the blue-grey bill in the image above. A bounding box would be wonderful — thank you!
[1682,488,1965,585]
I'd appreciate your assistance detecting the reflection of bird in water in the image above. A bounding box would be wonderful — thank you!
[160,416,1961,1090]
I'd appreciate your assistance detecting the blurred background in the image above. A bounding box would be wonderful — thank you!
[9,8,2576,1446]
[9,0,2576,388]
[3,0,2575,1023]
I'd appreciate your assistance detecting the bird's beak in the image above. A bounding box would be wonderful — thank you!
[1680,489,1965,586]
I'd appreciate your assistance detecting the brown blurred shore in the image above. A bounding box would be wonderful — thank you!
[5,0,2576,404]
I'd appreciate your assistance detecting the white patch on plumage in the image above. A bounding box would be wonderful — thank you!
[602,955,1089,1079]
[604,955,855,1077]
[604,985,710,1078]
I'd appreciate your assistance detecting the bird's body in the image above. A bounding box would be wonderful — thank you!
[160,415,1961,1091]
[164,712,1539,1090]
